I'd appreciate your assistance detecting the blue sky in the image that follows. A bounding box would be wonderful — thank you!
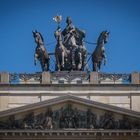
[0,0,140,73]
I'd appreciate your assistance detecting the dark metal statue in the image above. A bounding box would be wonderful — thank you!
[62,16,87,70]
[74,28,87,70]
[32,30,50,71]
[92,31,109,71]
[53,15,69,71]
[54,26,68,71]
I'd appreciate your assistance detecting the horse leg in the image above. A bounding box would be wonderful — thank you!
[98,61,101,71]
[80,49,86,70]
[62,51,65,69]
[47,59,50,71]
[44,60,49,71]
[56,55,61,71]
[78,52,82,70]
[34,54,38,65]
[102,53,106,65]
[44,64,47,71]
[83,53,87,70]
[71,49,76,70]
[41,61,45,71]
[93,62,97,71]
[41,58,49,71]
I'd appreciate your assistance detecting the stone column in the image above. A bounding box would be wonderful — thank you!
[131,71,140,84]
[90,72,98,84]
[0,72,9,84]
[0,72,9,110]
[41,72,51,84]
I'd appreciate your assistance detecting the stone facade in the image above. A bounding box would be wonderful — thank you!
[0,95,140,140]
[0,83,140,112]
[0,71,140,140]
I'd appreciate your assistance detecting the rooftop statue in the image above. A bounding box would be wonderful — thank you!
[54,15,87,71]
[62,17,87,71]
[53,15,68,71]
[32,15,109,72]
[92,31,109,71]
[54,26,68,71]
[32,30,50,71]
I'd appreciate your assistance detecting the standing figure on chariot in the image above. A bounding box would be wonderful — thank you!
[62,16,87,70]
[62,16,78,48]
[62,16,78,69]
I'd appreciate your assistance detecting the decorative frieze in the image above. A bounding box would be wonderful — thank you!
[0,104,140,130]
[98,73,131,84]
[51,71,89,84]
[9,73,41,84]
[6,72,140,84]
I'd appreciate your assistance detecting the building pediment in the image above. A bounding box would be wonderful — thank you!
[0,94,140,131]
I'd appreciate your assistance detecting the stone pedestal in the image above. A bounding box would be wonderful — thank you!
[131,71,140,84]
[0,72,9,84]
[41,72,51,84]
[90,72,98,84]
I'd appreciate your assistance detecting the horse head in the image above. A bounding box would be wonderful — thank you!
[32,30,44,46]
[32,30,39,43]
[101,31,110,44]
[54,27,62,43]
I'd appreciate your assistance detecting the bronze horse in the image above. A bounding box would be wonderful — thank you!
[54,27,68,71]
[92,31,109,71]
[32,30,50,71]
[74,28,87,70]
